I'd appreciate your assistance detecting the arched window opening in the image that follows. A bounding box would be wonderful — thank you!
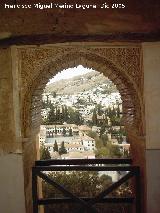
[39,65,130,161]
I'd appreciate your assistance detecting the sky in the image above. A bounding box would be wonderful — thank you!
[47,65,94,84]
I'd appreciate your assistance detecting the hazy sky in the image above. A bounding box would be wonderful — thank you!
[47,65,94,84]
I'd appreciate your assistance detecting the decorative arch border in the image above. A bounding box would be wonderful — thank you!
[19,46,144,137]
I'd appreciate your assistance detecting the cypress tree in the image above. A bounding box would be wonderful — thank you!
[62,127,66,136]
[47,105,55,124]
[55,125,57,135]
[64,105,69,121]
[53,140,59,152]
[69,128,73,136]
[59,141,67,155]
[92,108,97,126]
[62,105,65,121]
[117,104,121,118]
[97,104,102,116]
[46,94,49,105]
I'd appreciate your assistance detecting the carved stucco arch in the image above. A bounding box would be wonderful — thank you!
[21,48,143,138]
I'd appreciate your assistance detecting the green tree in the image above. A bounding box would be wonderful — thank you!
[53,140,58,152]
[74,111,83,125]
[77,98,86,105]
[62,127,66,136]
[104,115,109,126]
[52,91,56,98]
[108,107,112,118]
[95,142,122,158]
[97,104,103,116]
[46,105,55,124]
[67,107,83,125]
[55,125,57,135]
[43,171,112,199]
[92,108,97,125]
[69,128,73,136]
[46,94,49,105]
[40,143,51,160]
[86,130,97,139]
[95,147,110,158]
[112,106,117,117]
[64,105,69,121]
[61,105,65,121]
[117,104,121,118]
[56,107,60,122]
[59,141,67,155]
[100,123,106,137]
[109,144,122,157]
[101,134,109,146]
[42,100,47,109]
[95,137,104,149]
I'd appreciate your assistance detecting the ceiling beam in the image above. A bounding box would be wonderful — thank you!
[0,31,160,47]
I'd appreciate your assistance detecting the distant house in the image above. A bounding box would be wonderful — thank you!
[39,125,46,144]
[111,138,119,145]
[61,150,95,159]
[65,144,85,152]
[78,125,92,133]
[118,142,130,154]
[45,124,79,137]
[92,126,101,133]
[80,135,96,151]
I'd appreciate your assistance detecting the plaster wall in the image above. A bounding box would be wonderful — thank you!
[0,48,26,212]
[143,42,160,149]
[0,48,14,152]
[0,47,22,153]
[143,42,160,213]
[146,150,160,213]
[0,154,25,213]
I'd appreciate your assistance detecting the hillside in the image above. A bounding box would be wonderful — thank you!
[45,71,118,95]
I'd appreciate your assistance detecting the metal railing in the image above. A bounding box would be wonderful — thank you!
[32,158,140,213]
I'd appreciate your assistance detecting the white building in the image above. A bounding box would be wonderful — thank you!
[80,135,96,151]
[45,124,79,137]
[39,125,46,144]
[65,144,85,152]
[61,150,95,159]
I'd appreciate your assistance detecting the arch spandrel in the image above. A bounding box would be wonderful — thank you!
[18,46,144,137]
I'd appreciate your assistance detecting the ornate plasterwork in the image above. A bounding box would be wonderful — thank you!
[18,45,143,137]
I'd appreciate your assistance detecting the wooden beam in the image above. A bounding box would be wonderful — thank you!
[38,197,134,205]
[0,31,160,47]
[33,165,137,172]
[35,158,132,166]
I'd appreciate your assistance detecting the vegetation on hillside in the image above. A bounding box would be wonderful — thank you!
[42,105,83,125]
[45,71,117,95]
